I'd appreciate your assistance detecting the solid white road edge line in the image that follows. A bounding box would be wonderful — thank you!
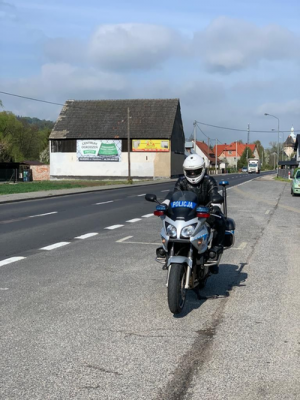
[126,218,142,223]
[0,257,26,267]
[75,233,99,239]
[116,236,133,243]
[104,225,124,230]
[29,212,57,218]
[40,242,70,250]
[226,176,259,190]
[142,214,154,218]
[95,201,114,205]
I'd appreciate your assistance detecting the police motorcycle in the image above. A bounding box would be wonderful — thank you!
[145,181,235,315]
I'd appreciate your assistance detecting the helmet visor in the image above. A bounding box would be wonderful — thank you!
[185,167,203,178]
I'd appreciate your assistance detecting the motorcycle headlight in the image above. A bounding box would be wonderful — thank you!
[181,224,196,238]
[166,223,177,238]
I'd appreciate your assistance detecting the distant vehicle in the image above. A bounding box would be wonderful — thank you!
[242,167,248,173]
[247,158,261,174]
[291,169,300,196]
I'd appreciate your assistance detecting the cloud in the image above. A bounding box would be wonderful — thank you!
[43,38,87,64]
[42,19,300,75]
[194,17,299,73]
[0,0,17,20]
[88,23,188,71]
[0,63,129,119]
[257,99,300,118]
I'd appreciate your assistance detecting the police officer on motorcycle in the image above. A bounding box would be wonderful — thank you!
[157,154,226,273]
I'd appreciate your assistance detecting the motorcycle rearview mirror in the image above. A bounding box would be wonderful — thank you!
[145,193,157,202]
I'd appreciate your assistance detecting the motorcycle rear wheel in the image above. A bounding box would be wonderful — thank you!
[168,263,187,314]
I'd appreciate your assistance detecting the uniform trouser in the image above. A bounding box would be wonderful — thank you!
[206,207,226,247]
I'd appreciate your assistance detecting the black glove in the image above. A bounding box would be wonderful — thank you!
[210,193,224,204]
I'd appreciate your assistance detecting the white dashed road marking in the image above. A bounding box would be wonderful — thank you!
[75,233,98,239]
[126,218,142,223]
[265,210,270,214]
[95,201,114,205]
[104,225,124,230]
[142,214,154,218]
[40,242,70,251]
[29,212,58,218]
[0,257,26,267]
[117,239,161,245]
[137,194,146,197]
[232,242,247,250]
[116,236,133,243]
[161,190,170,192]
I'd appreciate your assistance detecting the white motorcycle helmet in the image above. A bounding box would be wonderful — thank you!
[183,154,206,184]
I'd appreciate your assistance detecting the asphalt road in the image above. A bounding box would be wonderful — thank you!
[0,171,273,261]
[1,172,300,399]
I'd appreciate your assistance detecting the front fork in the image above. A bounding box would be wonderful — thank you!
[166,244,193,289]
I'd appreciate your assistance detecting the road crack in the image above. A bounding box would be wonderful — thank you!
[84,363,122,376]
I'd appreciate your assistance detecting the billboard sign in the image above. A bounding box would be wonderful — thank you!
[132,140,170,152]
[77,140,122,161]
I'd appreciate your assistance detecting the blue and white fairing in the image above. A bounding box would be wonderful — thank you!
[160,191,211,253]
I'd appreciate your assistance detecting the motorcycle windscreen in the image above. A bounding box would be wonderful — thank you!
[167,191,198,221]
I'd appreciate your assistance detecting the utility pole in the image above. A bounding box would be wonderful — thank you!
[127,107,132,183]
[193,121,197,152]
[246,123,250,160]
[215,139,218,175]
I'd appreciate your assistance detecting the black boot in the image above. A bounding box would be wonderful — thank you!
[209,264,219,274]
[209,245,223,260]
[156,247,168,269]
[156,247,167,259]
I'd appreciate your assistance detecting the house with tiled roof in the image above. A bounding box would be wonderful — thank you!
[49,99,185,179]
[195,141,219,169]
[213,142,259,168]
[283,135,296,158]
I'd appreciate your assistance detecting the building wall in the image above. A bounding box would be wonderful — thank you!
[170,105,185,177]
[31,165,50,180]
[50,152,171,179]
[195,147,210,168]
[170,153,184,176]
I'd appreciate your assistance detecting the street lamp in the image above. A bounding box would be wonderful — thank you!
[264,113,280,176]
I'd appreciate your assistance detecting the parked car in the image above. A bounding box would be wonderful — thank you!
[242,167,248,173]
[291,169,300,196]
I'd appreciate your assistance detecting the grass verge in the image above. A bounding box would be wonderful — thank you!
[274,177,290,183]
[0,180,142,195]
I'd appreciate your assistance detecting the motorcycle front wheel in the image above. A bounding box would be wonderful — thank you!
[168,263,187,314]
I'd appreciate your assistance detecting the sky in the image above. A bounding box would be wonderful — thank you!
[0,0,299,147]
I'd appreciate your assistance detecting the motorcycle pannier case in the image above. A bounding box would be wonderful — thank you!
[223,217,235,248]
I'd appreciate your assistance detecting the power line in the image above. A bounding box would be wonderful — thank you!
[1,90,298,134]
[0,91,65,106]
[196,120,299,134]
[196,123,225,145]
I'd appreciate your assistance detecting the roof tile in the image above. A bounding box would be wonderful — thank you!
[49,99,180,140]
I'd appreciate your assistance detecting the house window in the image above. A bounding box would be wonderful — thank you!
[228,151,232,155]
[51,140,76,152]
